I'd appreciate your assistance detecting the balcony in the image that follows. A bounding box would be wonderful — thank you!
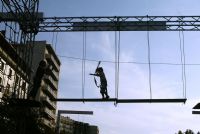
[44,75,58,91]
[41,96,56,110]
[47,69,59,81]
[40,118,55,129]
[45,54,60,72]
[42,107,56,120]
[42,85,57,99]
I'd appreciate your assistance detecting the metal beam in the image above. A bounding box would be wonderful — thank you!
[192,111,200,114]
[117,98,187,103]
[58,110,93,115]
[52,98,187,103]
[39,16,200,32]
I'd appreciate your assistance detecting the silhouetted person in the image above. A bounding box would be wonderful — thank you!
[28,60,47,100]
[90,67,109,99]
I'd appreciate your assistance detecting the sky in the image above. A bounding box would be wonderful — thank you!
[36,1,200,134]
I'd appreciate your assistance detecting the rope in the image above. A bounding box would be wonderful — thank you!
[179,31,185,98]
[82,31,86,101]
[179,31,187,98]
[55,32,58,52]
[147,16,152,99]
[114,30,120,106]
[182,31,187,99]
[117,31,120,100]
[51,32,55,48]
[58,55,200,66]
[115,31,117,105]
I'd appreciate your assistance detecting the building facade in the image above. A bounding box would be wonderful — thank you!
[59,116,99,134]
[0,33,29,102]
[31,41,61,131]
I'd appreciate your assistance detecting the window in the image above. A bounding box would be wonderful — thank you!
[5,84,10,94]
[15,75,19,85]
[22,81,26,91]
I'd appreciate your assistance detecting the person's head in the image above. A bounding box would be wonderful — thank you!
[96,67,103,74]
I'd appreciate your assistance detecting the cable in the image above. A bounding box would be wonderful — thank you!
[82,31,86,101]
[58,55,200,66]
[147,17,152,99]
[181,31,187,99]
[51,32,55,48]
[179,31,185,98]
[117,31,120,100]
[55,32,58,52]
[115,31,117,104]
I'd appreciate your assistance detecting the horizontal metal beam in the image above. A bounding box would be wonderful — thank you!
[58,110,93,115]
[52,98,186,103]
[38,16,200,32]
[117,98,187,103]
[192,111,200,114]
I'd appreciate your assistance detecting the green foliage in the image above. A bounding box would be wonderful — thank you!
[176,129,199,134]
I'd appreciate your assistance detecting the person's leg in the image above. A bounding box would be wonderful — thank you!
[105,88,109,99]
[100,89,105,99]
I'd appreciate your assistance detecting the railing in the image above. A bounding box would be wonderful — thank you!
[43,107,56,120]
[48,69,59,81]
[44,75,58,90]
[42,84,57,99]
[45,54,60,72]
[41,96,56,109]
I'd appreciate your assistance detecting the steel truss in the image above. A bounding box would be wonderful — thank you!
[0,0,40,100]
[39,16,200,32]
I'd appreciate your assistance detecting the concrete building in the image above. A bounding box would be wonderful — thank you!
[59,116,99,134]
[31,41,61,130]
[59,116,74,134]
[0,33,30,101]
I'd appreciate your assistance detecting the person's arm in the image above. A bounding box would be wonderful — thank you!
[89,73,99,77]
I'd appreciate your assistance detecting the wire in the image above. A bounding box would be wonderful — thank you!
[181,31,187,98]
[55,32,58,52]
[179,31,185,98]
[82,31,86,101]
[58,55,200,66]
[147,16,152,99]
[117,31,120,100]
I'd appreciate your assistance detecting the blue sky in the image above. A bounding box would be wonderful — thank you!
[37,0,200,134]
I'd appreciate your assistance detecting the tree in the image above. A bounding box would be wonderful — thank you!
[185,129,194,134]
[177,130,183,134]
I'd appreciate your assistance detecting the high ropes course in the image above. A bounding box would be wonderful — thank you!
[1,3,194,104]
[51,29,187,104]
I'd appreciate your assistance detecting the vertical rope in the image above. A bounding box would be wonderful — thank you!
[114,31,118,105]
[55,32,58,53]
[82,31,86,101]
[179,31,187,99]
[147,16,152,99]
[51,32,55,48]
[179,31,185,98]
[116,31,120,100]
[114,29,120,105]
[182,31,187,99]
